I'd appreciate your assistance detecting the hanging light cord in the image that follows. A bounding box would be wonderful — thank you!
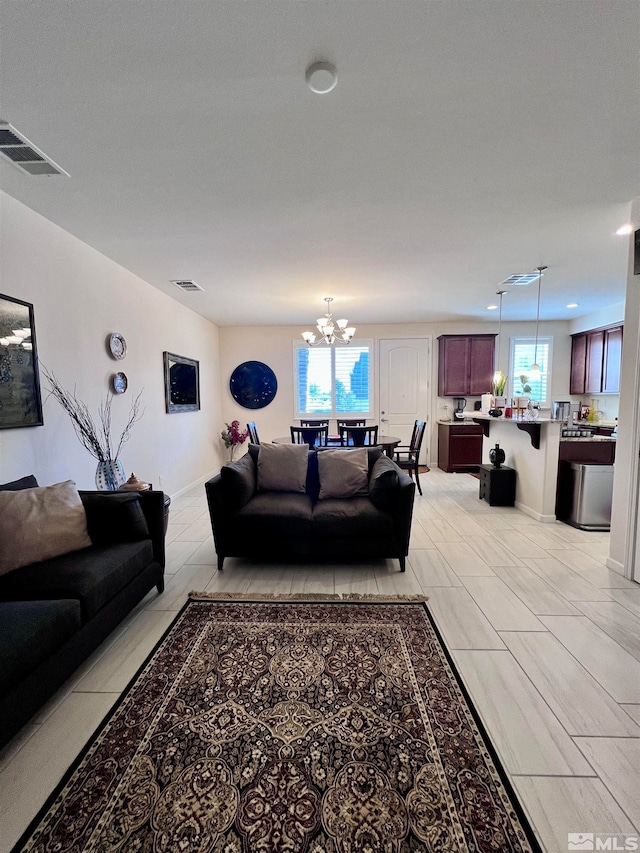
[532,265,547,369]
[496,290,505,369]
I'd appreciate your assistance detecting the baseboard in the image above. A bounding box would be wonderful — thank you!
[170,469,219,501]
[605,555,626,575]
[514,501,556,523]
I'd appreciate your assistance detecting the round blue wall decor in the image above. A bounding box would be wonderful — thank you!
[229,361,278,409]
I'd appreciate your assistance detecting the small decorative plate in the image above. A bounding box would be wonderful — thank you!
[229,361,278,409]
[112,372,128,394]
[109,332,127,360]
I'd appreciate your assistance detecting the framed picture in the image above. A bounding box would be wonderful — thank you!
[0,293,44,429]
[164,351,200,413]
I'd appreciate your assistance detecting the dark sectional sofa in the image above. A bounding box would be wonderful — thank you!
[205,444,416,572]
[0,476,166,749]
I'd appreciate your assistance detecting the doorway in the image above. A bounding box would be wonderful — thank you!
[378,338,431,464]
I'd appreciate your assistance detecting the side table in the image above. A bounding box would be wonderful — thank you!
[479,464,516,506]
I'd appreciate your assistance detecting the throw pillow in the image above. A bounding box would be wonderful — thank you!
[220,453,256,509]
[317,448,369,500]
[0,480,92,576]
[257,443,308,493]
[368,455,400,511]
[0,474,39,491]
[81,492,150,544]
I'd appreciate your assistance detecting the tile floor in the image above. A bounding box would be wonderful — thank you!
[1,468,639,853]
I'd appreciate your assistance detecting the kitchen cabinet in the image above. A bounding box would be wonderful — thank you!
[437,335,495,396]
[570,325,623,396]
[438,422,484,472]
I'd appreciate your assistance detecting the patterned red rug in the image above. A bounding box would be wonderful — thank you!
[13,594,541,852]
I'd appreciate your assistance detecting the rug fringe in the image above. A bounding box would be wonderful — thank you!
[189,591,428,602]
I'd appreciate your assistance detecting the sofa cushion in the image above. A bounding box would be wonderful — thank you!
[257,443,308,493]
[221,453,256,509]
[0,481,92,577]
[0,474,39,491]
[312,497,394,537]
[0,599,82,693]
[317,449,368,500]
[81,492,150,544]
[0,540,154,620]
[368,456,400,511]
[233,493,313,536]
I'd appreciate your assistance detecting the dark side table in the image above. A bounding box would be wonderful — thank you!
[479,464,516,506]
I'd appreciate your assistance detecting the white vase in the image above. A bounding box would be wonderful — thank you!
[95,459,126,491]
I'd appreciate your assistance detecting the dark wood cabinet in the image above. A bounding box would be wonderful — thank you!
[438,422,484,472]
[437,335,495,397]
[479,464,516,506]
[570,325,623,396]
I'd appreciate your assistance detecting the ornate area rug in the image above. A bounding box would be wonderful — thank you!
[13,594,541,852]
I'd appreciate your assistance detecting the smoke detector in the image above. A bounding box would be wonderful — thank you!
[305,62,338,94]
[0,122,69,176]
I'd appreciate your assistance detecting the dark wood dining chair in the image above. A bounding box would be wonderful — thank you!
[290,425,328,446]
[336,419,366,430]
[300,419,329,428]
[338,425,378,447]
[394,419,427,495]
[247,422,260,445]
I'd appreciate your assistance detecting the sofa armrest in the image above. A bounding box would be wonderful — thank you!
[389,467,416,554]
[79,490,166,569]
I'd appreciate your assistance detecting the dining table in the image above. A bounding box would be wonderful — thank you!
[273,434,402,459]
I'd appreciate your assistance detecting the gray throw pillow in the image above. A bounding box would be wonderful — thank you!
[221,453,256,508]
[318,448,368,500]
[257,443,309,493]
[368,455,400,511]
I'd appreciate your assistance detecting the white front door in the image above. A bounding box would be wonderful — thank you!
[378,338,431,463]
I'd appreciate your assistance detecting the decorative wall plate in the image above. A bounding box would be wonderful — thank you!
[229,361,277,409]
[112,371,128,394]
[109,332,127,360]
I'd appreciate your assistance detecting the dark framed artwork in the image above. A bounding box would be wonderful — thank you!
[229,361,278,409]
[164,351,200,413]
[0,293,44,429]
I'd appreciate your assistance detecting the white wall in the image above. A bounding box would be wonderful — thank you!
[219,319,574,466]
[0,192,223,496]
[609,196,640,576]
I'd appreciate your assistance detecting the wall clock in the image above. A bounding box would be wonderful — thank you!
[229,361,277,409]
[108,332,127,360]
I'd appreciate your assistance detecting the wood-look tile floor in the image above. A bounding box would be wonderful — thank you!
[1,468,639,853]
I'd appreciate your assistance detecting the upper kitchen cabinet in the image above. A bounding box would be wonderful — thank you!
[438,334,496,396]
[570,325,623,395]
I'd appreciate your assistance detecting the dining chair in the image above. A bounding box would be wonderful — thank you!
[300,419,329,428]
[338,425,378,447]
[290,425,328,446]
[247,422,260,445]
[336,419,366,429]
[394,419,427,495]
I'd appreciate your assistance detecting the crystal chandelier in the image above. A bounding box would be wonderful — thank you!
[301,297,356,346]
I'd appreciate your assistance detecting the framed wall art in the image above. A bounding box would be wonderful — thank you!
[229,360,278,409]
[0,293,44,429]
[164,351,200,413]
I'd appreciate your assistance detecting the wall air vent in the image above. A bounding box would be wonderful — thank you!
[0,122,69,176]
[500,272,544,286]
[171,280,204,292]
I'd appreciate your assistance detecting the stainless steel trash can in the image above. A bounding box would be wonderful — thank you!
[568,463,614,531]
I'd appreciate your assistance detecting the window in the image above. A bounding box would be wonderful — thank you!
[509,336,553,407]
[294,341,372,418]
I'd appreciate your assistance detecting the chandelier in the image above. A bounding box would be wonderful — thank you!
[301,297,356,346]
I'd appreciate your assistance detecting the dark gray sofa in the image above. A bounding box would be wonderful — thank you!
[0,478,166,749]
[205,445,416,572]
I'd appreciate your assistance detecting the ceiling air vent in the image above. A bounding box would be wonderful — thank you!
[500,272,544,286]
[171,279,204,292]
[0,122,69,176]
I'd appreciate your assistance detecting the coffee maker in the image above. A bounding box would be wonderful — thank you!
[453,397,467,420]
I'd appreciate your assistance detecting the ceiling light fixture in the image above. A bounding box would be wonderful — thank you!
[305,61,338,94]
[301,297,355,346]
[529,266,547,380]
[493,290,507,392]
[616,223,633,236]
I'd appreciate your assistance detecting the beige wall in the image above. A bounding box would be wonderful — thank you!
[219,319,575,465]
[0,193,223,496]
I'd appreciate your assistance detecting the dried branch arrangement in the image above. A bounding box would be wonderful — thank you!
[41,367,144,463]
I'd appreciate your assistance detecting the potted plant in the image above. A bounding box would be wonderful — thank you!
[221,420,249,462]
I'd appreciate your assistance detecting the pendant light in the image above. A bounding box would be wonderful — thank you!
[529,266,547,379]
[492,289,506,392]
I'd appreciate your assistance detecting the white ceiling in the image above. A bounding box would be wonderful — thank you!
[1,1,638,327]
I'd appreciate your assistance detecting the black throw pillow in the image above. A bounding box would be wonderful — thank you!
[0,475,39,491]
[81,492,150,545]
[368,456,399,511]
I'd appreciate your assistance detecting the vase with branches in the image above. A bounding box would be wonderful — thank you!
[42,367,144,490]
[221,420,249,462]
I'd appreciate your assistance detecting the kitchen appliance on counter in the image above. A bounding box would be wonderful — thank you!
[453,397,467,420]
[552,401,572,422]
